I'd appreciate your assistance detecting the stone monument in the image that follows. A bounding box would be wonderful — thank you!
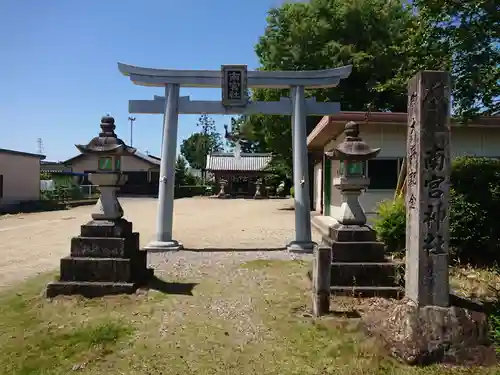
[45,115,153,298]
[317,122,404,302]
[363,71,494,365]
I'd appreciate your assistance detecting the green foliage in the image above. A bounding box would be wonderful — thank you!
[174,155,188,187]
[180,114,223,170]
[373,198,406,255]
[244,0,419,175]
[449,157,500,264]
[174,185,207,198]
[225,116,260,153]
[411,0,500,120]
[290,187,294,198]
[40,172,51,180]
[373,156,500,265]
[489,302,500,353]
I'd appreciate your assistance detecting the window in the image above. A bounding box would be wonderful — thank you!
[367,159,401,190]
[0,174,3,198]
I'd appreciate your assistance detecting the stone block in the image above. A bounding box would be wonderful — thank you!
[59,257,138,282]
[362,298,496,365]
[330,262,405,287]
[329,224,377,242]
[46,281,138,298]
[80,219,133,238]
[70,233,140,258]
[323,240,385,262]
[330,286,404,298]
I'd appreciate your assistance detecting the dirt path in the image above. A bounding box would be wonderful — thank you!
[0,197,320,289]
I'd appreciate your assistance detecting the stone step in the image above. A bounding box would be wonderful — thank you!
[59,256,146,283]
[330,262,405,287]
[330,286,404,299]
[46,280,138,298]
[70,233,140,258]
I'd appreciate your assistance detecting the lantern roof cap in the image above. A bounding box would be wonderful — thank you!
[325,121,380,161]
[75,115,136,155]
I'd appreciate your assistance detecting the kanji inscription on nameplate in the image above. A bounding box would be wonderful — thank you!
[221,65,248,107]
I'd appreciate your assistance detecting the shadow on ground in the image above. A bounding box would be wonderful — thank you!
[146,275,198,296]
[180,247,287,252]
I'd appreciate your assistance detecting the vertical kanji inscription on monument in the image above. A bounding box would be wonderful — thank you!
[405,71,451,307]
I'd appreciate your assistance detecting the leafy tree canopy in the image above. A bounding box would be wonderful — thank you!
[180,114,223,170]
[236,0,499,176]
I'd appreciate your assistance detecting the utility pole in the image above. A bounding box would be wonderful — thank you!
[36,138,44,155]
[128,116,136,147]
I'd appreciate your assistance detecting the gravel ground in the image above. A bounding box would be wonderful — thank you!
[0,197,320,289]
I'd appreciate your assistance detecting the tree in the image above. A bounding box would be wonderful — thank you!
[174,155,188,186]
[180,114,223,171]
[237,0,419,176]
[224,116,260,153]
[409,0,500,120]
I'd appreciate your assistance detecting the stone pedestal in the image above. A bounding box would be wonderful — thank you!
[323,223,404,298]
[217,181,229,199]
[363,298,495,365]
[46,218,153,298]
[254,181,264,199]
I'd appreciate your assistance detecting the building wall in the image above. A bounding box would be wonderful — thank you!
[68,154,157,173]
[320,124,500,216]
[0,153,41,205]
[313,162,322,212]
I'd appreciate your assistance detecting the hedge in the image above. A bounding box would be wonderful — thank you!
[374,156,500,265]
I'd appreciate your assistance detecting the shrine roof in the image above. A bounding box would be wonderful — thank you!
[206,152,272,172]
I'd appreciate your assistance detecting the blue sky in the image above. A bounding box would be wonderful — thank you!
[0,0,286,161]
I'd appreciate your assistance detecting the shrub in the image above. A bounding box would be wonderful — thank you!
[373,197,406,255]
[372,156,500,266]
[290,187,294,197]
[174,185,207,198]
[449,156,500,264]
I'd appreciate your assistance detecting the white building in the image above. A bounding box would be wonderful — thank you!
[0,148,45,209]
[307,112,500,225]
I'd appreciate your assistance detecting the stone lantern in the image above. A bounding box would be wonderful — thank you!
[325,121,380,226]
[75,115,136,221]
[45,115,153,298]
[254,178,263,199]
[218,178,228,198]
[322,121,401,299]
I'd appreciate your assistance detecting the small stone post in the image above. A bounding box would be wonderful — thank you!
[405,71,451,307]
[312,242,332,317]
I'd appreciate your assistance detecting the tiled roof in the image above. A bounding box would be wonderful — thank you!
[135,152,160,165]
[206,152,272,171]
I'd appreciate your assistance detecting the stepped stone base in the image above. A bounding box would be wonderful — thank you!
[323,223,404,299]
[46,218,153,298]
[46,281,139,298]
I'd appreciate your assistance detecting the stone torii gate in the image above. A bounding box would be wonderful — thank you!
[118,63,352,252]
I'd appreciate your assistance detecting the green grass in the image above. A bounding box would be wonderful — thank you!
[0,262,498,374]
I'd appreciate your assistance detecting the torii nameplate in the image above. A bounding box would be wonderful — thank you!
[221,65,248,108]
